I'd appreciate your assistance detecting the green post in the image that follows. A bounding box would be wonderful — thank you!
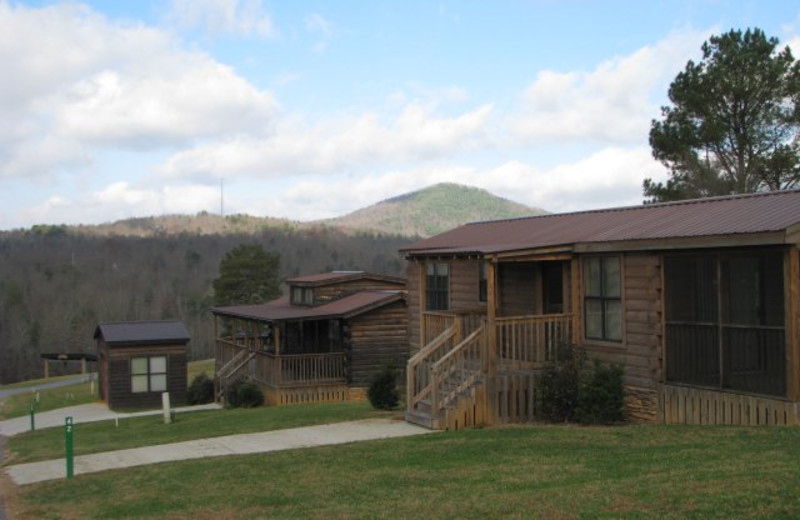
[29,399,35,431]
[65,416,74,479]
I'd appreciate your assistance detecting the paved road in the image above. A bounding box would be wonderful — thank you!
[5,418,435,485]
[0,374,96,399]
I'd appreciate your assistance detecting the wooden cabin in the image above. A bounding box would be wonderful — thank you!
[95,320,189,409]
[212,271,407,405]
[402,190,800,429]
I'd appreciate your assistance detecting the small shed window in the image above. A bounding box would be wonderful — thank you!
[426,262,450,311]
[584,256,622,342]
[131,355,168,393]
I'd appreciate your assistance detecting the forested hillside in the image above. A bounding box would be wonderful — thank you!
[0,224,410,384]
[323,183,545,237]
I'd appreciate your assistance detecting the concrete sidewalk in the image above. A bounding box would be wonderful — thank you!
[5,418,435,485]
[0,402,221,438]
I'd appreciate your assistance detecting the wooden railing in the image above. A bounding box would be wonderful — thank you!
[431,325,486,427]
[422,310,485,346]
[254,352,347,388]
[407,324,459,411]
[496,313,573,370]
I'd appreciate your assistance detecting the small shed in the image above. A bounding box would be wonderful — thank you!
[95,320,189,409]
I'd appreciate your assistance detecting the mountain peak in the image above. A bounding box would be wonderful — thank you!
[325,183,545,237]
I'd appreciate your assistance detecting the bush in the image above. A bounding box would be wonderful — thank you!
[368,366,400,410]
[186,373,215,405]
[537,344,625,425]
[576,361,626,425]
[225,379,264,408]
[538,344,588,423]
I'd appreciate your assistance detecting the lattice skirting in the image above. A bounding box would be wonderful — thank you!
[659,384,800,425]
[265,384,350,406]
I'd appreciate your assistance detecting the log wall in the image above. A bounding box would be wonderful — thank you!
[580,252,662,421]
[407,258,486,354]
[313,278,405,304]
[347,300,409,387]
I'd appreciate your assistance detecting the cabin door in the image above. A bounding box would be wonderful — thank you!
[541,261,564,314]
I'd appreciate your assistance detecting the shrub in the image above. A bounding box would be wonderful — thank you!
[186,373,215,405]
[537,344,625,425]
[368,366,400,410]
[538,344,588,423]
[576,361,626,425]
[225,379,264,408]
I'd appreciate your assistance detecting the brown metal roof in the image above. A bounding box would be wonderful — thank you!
[94,320,190,345]
[400,189,800,256]
[287,271,405,287]
[212,291,404,322]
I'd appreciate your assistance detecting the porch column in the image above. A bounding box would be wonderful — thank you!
[44,359,49,379]
[486,258,498,424]
[419,259,426,350]
[787,248,800,402]
[274,322,281,388]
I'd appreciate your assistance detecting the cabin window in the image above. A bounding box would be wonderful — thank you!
[426,262,450,311]
[479,261,488,302]
[291,286,314,305]
[131,355,167,393]
[665,251,785,397]
[583,256,622,342]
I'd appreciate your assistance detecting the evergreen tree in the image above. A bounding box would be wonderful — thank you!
[212,244,281,306]
[645,28,800,202]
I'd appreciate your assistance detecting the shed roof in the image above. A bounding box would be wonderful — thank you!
[401,189,800,256]
[287,271,405,287]
[94,320,190,346]
[212,291,404,322]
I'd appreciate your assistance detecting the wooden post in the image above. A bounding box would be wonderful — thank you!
[571,257,580,345]
[419,259,427,350]
[81,357,86,375]
[486,258,498,425]
[274,322,282,388]
[44,359,49,379]
[786,249,799,402]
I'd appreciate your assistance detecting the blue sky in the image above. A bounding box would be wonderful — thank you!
[1,0,798,230]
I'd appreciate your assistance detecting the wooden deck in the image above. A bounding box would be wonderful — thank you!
[215,339,349,405]
[407,311,572,430]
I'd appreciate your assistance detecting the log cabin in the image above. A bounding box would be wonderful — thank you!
[401,189,800,429]
[212,271,407,405]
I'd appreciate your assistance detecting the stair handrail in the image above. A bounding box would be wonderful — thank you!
[430,324,485,416]
[407,324,457,410]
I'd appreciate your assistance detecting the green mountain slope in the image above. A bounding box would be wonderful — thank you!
[324,183,546,237]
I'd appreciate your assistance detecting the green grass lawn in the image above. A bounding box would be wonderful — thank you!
[10,424,800,519]
[4,401,400,465]
[0,380,98,420]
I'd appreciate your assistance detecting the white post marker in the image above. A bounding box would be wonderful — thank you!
[162,392,172,424]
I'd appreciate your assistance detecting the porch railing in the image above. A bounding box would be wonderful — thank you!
[407,324,460,411]
[496,313,573,370]
[431,324,486,423]
[422,310,484,346]
[254,352,347,388]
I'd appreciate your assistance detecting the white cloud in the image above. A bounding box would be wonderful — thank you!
[0,1,278,178]
[159,103,494,179]
[511,28,709,144]
[237,146,669,221]
[305,12,334,54]
[17,181,220,227]
[167,0,276,38]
